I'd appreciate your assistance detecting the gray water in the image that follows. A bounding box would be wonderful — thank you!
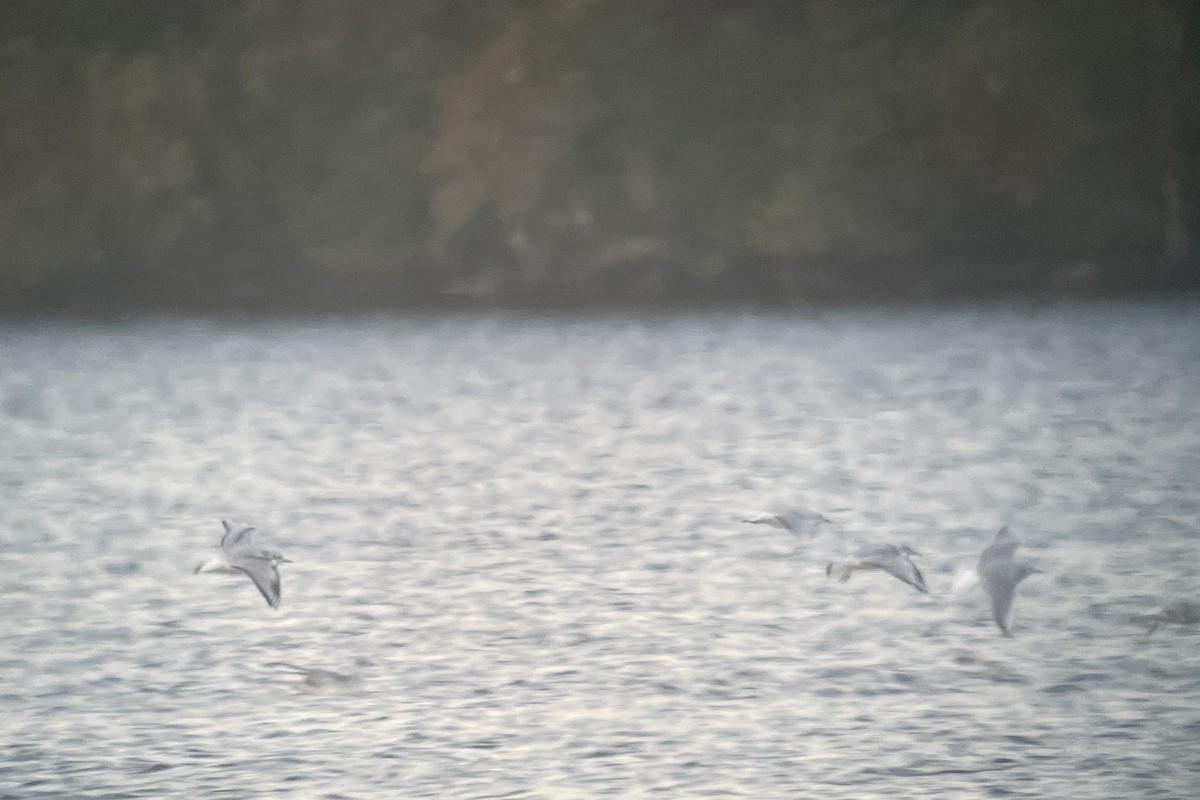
[2,301,1198,798]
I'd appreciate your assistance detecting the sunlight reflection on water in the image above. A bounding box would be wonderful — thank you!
[1,301,1198,798]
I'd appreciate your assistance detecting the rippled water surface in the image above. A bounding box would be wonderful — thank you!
[2,301,1199,798]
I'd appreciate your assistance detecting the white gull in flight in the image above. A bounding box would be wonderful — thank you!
[825,543,928,594]
[742,507,832,537]
[194,520,289,609]
[977,526,1041,636]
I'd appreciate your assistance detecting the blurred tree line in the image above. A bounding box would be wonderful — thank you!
[1,0,1197,311]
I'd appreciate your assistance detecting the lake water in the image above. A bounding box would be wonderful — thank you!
[1,300,1198,798]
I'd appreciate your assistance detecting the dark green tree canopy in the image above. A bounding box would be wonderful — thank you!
[0,0,1196,312]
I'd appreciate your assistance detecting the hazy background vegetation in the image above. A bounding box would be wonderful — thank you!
[2,0,1197,312]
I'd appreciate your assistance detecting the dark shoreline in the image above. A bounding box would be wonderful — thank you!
[3,268,1196,319]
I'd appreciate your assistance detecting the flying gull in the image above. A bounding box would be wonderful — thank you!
[743,508,831,537]
[825,543,928,593]
[977,526,1041,636]
[194,520,289,609]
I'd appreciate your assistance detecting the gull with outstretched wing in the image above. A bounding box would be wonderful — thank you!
[742,507,832,537]
[194,520,289,609]
[825,542,928,594]
[977,526,1041,636]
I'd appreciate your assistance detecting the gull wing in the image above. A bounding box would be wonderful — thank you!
[232,555,282,609]
[220,521,258,553]
[978,526,1019,568]
[859,546,928,594]
[977,527,1027,635]
[744,508,828,535]
[743,513,787,529]
[221,523,286,562]
[980,562,1017,635]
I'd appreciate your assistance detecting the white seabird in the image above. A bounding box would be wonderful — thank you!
[1143,601,1200,637]
[194,520,289,609]
[742,508,831,537]
[825,543,928,594]
[977,526,1041,636]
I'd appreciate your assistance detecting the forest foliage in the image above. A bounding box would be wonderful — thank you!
[1,0,1197,310]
